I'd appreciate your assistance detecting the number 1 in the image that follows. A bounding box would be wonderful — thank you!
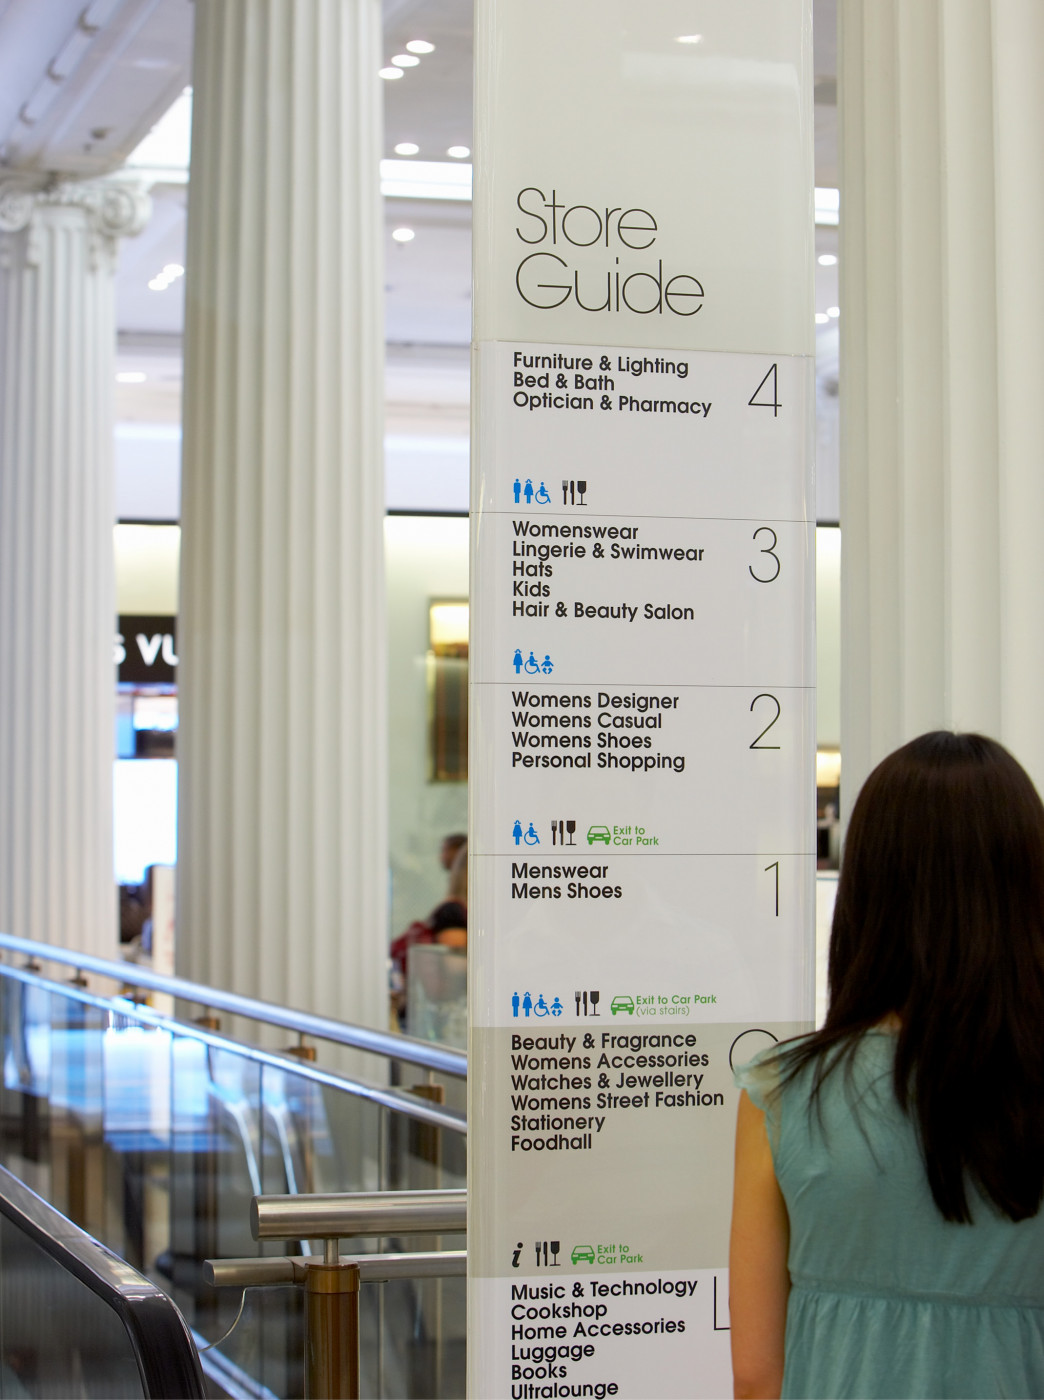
[765,861,779,916]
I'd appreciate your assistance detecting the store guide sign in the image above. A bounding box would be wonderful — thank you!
[468,3,815,1396]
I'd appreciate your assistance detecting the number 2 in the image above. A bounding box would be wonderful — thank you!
[750,694,781,749]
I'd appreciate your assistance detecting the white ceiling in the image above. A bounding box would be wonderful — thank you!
[3,0,840,518]
[0,0,192,172]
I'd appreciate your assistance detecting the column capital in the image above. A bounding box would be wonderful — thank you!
[0,178,38,234]
[0,176,150,270]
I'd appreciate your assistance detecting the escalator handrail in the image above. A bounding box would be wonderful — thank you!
[0,1163,206,1399]
[0,929,467,1078]
[0,961,467,1134]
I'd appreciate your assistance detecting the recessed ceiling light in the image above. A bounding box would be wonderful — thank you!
[391,227,415,243]
[676,34,702,43]
[392,53,420,67]
[394,142,420,156]
[378,67,403,80]
[815,312,829,325]
[406,40,435,54]
[116,371,147,383]
[446,145,470,159]
[827,305,840,318]
[818,253,837,266]
[162,263,185,277]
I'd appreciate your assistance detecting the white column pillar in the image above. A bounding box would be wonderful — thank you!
[839,0,1044,805]
[178,0,387,1028]
[992,1,1044,787]
[0,179,148,956]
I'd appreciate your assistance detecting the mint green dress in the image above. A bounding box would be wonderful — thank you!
[737,1032,1044,1399]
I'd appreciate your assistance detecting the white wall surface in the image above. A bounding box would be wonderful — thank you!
[115,424,181,520]
[816,525,840,748]
[115,523,180,612]
[385,433,469,512]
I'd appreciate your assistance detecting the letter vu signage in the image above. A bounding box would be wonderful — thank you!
[116,616,177,683]
[469,3,815,1397]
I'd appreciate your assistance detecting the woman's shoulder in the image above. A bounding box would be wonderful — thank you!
[733,1040,791,1114]
[734,1029,896,1111]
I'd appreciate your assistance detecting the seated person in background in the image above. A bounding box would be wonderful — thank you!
[431,839,467,949]
[439,831,467,873]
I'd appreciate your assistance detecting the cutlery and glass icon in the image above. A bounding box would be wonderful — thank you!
[532,1240,562,1266]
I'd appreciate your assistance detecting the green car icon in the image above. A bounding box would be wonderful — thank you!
[571,1244,595,1265]
[586,825,611,845]
[611,995,634,1016]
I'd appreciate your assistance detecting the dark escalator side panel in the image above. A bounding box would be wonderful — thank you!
[0,1215,145,1398]
[0,1164,205,1398]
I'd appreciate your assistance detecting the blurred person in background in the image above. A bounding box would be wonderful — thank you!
[389,836,468,1027]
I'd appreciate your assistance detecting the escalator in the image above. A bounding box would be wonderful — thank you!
[0,936,467,1398]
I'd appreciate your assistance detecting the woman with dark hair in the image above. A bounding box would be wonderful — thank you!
[730,732,1044,1399]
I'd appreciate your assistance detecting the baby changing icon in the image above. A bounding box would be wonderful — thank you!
[512,992,564,1019]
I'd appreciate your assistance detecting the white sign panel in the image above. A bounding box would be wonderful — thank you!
[470,5,814,1397]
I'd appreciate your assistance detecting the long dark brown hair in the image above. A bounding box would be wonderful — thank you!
[784,731,1044,1222]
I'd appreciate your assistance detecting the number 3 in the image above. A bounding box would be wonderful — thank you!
[749,527,780,583]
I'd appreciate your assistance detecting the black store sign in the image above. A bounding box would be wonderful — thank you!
[117,616,178,684]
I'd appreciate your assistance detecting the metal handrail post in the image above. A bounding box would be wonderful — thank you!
[304,1246,360,1400]
[204,1248,467,1398]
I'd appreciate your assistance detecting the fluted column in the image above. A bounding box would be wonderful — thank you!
[178,0,387,1027]
[839,0,1044,805]
[0,179,149,955]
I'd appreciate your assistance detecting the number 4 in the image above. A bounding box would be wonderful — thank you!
[749,364,780,417]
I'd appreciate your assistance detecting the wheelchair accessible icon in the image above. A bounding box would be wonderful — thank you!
[513,478,552,506]
[513,650,554,675]
[512,992,564,1018]
[512,821,540,846]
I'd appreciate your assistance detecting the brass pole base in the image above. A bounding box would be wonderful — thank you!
[305,1260,360,1400]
